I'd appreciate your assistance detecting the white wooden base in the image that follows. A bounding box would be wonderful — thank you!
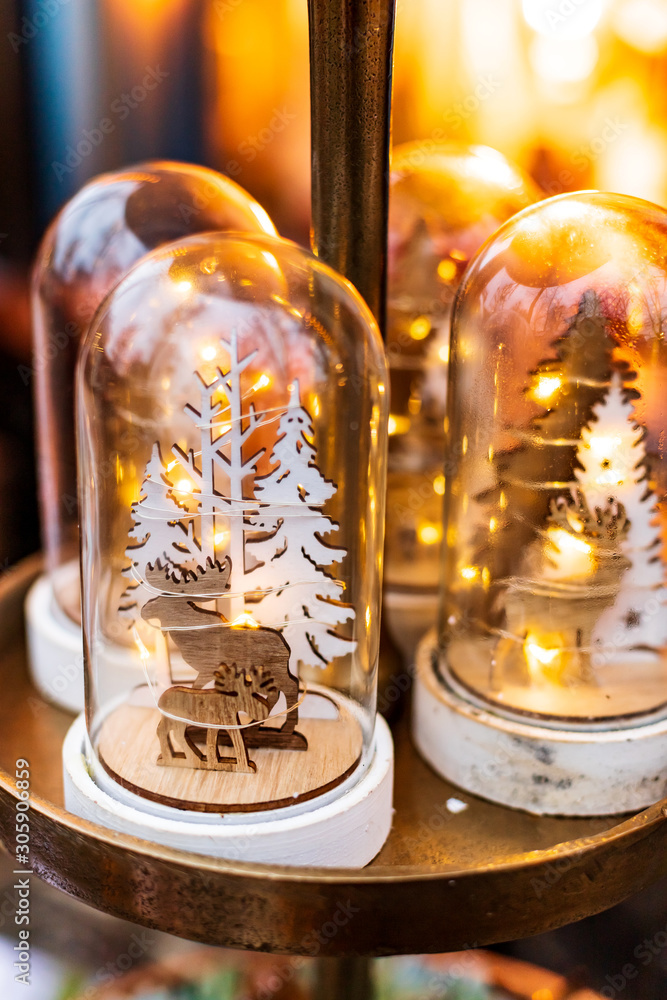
[26,570,84,712]
[413,631,667,817]
[26,570,141,713]
[63,711,394,867]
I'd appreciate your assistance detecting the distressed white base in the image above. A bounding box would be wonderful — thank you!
[26,571,85,712]
[26,571,141,714]
[413,631,667,817]
[63,711,394,867]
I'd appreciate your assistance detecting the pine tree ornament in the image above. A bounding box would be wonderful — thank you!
[574,371,667,659]
[247,381,356,673]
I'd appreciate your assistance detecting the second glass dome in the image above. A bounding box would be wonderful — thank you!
[440,191,667,725]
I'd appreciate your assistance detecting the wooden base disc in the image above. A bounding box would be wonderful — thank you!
[63,709,394,867]
[97,689,363,813]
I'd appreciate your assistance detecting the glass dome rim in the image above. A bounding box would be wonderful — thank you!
[31,160,278,294]
[391,138,537,179]
[80,230,385,368]
[450,187,667,332]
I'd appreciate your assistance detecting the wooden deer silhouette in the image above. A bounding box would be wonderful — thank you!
[141,558,307,757]
[157,664,278,771]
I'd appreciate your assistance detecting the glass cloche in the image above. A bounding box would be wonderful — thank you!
[28,162,276,709]
[74,232,389,834]
[439,191,667,725]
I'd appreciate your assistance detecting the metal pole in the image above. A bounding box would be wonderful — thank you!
[312,955,375,1000]
[306,5,396,997]
[307,0,396,334]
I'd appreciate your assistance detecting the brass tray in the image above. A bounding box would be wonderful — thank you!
[1,555,666,956]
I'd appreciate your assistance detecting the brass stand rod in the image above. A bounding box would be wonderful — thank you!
[312,955,375,1000]
[307,0,396,333]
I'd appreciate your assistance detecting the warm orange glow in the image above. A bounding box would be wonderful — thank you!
[523,0,603,39]
[437,258,457,282]
[531,374,562,404]
[409,315,431,340]
[546,526,595,579]
[614,0,667,54]
[524,631,564,683]
[418,523,442,545]
[388,414,411,436]
[433,474,445,496]
[232,612,260,629]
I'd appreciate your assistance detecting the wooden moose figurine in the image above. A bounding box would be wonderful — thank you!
[141,558,307,770]
[157,664,278,771]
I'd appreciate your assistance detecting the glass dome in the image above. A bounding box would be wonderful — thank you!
[32,161,276,626]
[439,190,667,725]
[77,232,387,815]
[384,144,539,646]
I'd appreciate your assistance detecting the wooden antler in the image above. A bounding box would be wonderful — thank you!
[593,499,628,546]
[145,556,232,595]
[548,490,628,548]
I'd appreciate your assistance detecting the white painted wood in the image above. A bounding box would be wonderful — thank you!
[63,711,394,867]
[122,334,356,676]
[247,380,357,671]
[26,567,142,714]
[574,371,667,654]
[26,570,84,712]
[413,631,667,816]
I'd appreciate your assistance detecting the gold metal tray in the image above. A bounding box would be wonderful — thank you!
[1,555,666,956]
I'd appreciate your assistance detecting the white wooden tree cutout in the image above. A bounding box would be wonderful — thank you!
[246,380,357,672]
[120,331,355,768]
[573,370,667,654]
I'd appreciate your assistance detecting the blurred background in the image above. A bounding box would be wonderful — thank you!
[2,0,667,995]
[5,0,667,567]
